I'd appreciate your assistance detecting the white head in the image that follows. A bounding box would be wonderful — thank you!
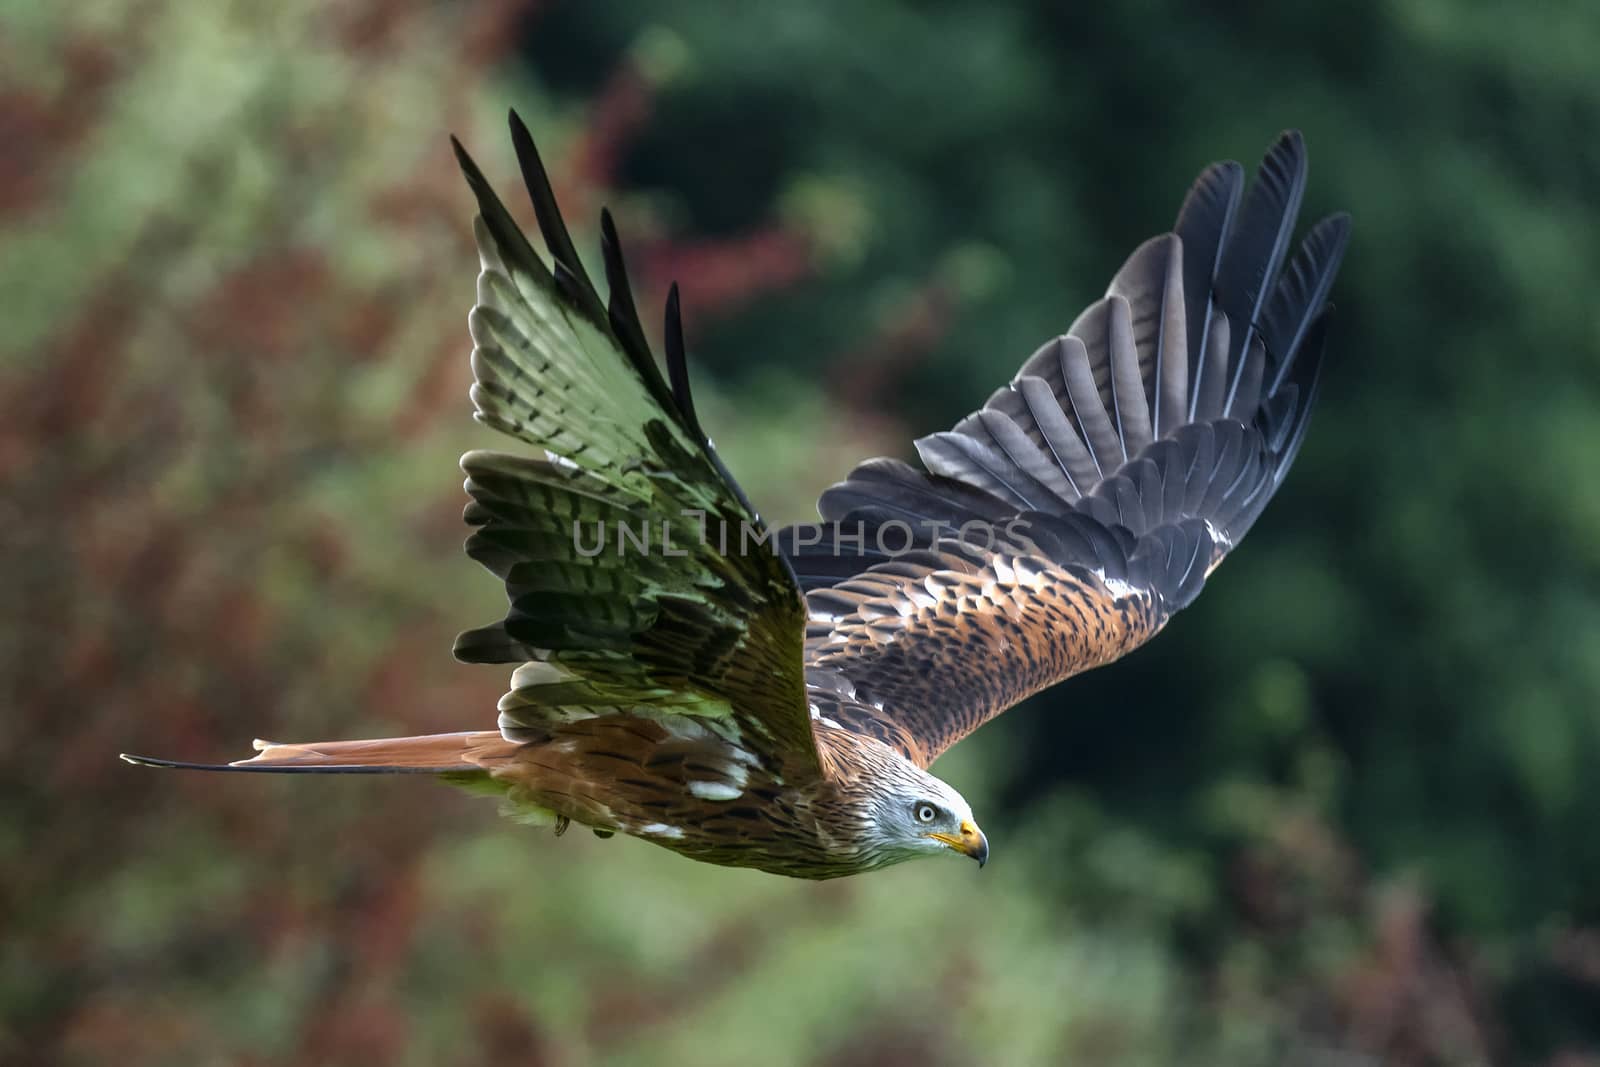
[856,759,988,871]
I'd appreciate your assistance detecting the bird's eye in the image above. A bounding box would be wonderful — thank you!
[915,803,939,823]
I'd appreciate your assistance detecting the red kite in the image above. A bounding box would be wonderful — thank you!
[125,113,1349,879]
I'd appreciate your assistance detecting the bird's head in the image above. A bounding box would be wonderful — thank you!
[859,761,988,870]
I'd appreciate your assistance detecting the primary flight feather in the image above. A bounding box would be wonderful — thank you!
[123,112,1349,880]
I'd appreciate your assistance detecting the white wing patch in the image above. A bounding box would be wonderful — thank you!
[1098,573,1141,600]
[687,780,743,801]
[808,702,845,730]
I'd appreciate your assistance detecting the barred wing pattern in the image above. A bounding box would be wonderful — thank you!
[786,132,1350,768]
[451,113,819,774]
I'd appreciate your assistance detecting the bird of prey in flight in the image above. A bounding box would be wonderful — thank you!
[124,112,1349,880]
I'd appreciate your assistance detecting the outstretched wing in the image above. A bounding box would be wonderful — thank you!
[452,112,818,774]
[785,132,1349,768]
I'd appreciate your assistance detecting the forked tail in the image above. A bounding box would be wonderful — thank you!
[120,731,517,774]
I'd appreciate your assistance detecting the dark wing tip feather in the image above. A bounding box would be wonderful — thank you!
[507,111,597,293]
[661,283,783,557]
[664,283,704,441]
[451,132,549,286]
[599,207,650,351]
[598,206,688,427]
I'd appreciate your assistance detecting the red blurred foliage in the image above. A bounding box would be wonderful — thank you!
[185,250,334,363]
[1332,887,1496,1063]
[0,34,120,219]
[639,227,815,318]
[24,275,136,447]
[569,60,656,196]
[474,993,559,1067]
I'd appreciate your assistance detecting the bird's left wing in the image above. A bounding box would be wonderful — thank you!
[784,133,1349,768]
[452,113,818,774]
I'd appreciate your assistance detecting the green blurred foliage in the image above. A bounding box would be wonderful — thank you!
[5,1,1599,1065]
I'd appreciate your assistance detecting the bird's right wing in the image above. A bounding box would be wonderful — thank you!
[784,132,1350,768]
[451,113,820,775]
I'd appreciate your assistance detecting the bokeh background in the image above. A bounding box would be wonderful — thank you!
[6,2,1600,1064]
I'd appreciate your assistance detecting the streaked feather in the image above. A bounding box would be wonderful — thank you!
[1105,295,1154,457]
[1225,334,1266,420]
[1190,311,1231,422]
[915,430,1058,511]
[1261,213,1351,392]
[1175,160,1243,416]
[1217,130,1307,413]
[1015,375,1097,497]
[1058,333,1122,476]
[971,408,1079,501]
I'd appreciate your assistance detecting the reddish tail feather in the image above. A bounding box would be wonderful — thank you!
[120,731,517,774]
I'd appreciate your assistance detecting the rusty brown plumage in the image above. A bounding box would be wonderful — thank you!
[122,114,1348,880]
[802,544,1164,768]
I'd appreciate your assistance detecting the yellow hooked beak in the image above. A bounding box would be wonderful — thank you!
[928,819,989,868]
